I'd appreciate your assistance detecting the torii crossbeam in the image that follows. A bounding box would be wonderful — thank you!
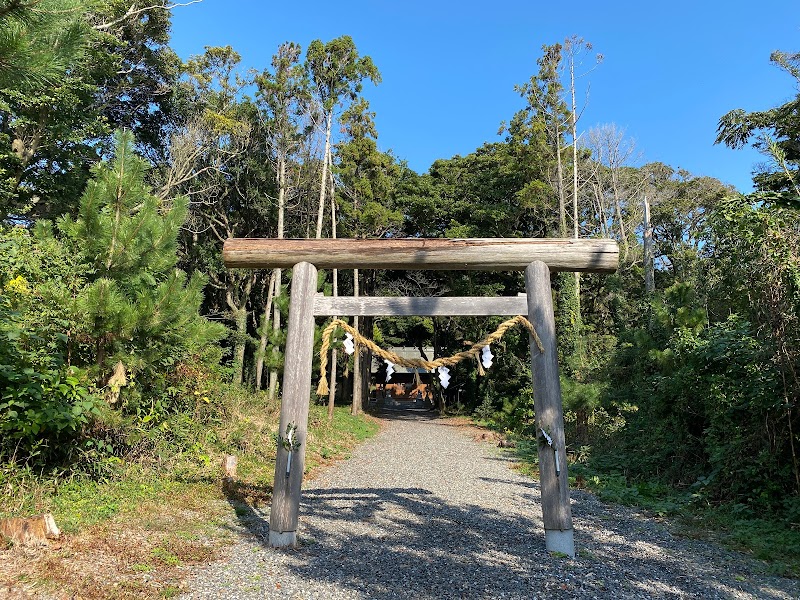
[223,237,619,557]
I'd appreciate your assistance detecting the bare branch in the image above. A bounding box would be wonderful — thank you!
[93,0,202,31]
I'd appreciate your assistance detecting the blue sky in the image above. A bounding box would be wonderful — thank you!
[170,0,799,193]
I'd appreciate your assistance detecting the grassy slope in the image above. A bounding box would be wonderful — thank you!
[507,437,800,578]
[0,392,380,599]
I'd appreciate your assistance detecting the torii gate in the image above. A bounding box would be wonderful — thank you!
[223,237,619,557]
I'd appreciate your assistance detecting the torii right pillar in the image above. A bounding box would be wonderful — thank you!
[525,260,574,557]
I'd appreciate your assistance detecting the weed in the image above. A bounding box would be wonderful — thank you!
[0,390,380,598]
[151,547,180,567]
[160,586,181,598]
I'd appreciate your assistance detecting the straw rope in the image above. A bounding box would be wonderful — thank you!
[316,315,544,396]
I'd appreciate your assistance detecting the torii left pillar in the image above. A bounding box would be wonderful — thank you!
[268,261,317,547]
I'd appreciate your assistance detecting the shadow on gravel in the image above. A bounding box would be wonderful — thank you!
[367,406,441,422]
[293,485,553,599]
[284,486,797,600]
[221,408,799,600]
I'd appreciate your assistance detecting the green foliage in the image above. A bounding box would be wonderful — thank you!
[305,35,380,115]
[0,295,99,463]
[0,223,99,464]
[0,1,184,221]
[57,130,225,402]
[716,50,800,193]
[0,0,90,91]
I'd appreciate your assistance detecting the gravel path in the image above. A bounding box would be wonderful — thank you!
[182,409,800,599]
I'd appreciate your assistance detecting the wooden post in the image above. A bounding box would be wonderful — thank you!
[525,260,575,557]
[269,261,318,547]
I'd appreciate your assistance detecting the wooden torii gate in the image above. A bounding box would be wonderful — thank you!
[223,237,619,557]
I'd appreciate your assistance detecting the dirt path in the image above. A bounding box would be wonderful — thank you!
[181,410,800,599]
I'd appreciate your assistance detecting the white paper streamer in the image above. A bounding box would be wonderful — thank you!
[481,344,494,369]
[384,359,395,383]
[343,332,355,355]
[438,366,451,388]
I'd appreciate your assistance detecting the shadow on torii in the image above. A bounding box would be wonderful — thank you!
[223,237,619,558]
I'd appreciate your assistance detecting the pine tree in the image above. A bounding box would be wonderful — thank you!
[59,130,225,398]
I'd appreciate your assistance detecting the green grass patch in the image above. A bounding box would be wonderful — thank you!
[512,451,800,578]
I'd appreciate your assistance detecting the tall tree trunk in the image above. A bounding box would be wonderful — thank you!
[569,56,581,301]
[643,194,655,293]
[555,120,567,237]
[268,154,287,400]
[351,268,362,415]
[361,316,373,410]
[227,276,253,387]
[315,113,332,239]
[611,170,629,261]
[233,307,247,386]
[327,150,338,421]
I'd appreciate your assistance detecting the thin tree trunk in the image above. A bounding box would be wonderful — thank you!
[570,57,581,300]
[327,150,338,421]
[555,120,567,237]
[351,268,362,415]
[315,114,332,239]
[268,154,287,400]
[611,170,629,261]
[643,194,654,293]
[255,271,276,391]
[227,276,253,387]
[233,307,247,386]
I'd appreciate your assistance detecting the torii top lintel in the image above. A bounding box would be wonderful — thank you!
[223,238,619,273]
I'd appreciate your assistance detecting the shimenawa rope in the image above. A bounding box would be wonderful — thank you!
[316,315,544,396]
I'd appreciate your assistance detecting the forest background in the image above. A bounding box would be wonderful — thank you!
[1,0,799,571]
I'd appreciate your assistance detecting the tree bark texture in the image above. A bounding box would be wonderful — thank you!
[224,238,619,273]
[269,262,318,547]
[525,260,575,557]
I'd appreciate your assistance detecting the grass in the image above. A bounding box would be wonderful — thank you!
[505,437,800,578]
[0,387,380,599]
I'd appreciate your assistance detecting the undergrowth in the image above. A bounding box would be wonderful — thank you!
[0,384,379,598]
[505,436,800,578]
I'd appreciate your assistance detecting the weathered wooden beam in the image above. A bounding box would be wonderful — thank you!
[313,295,530,316]
[269,262,318,548]
[224,238,618,273]
[525,260,575,557]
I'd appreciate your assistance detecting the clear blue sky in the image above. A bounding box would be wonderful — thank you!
[170,0,799,193]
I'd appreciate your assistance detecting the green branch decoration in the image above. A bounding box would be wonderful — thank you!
[277,422,300,478]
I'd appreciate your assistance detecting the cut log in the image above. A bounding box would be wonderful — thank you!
[0,513,60,546]
[222,455,238,480]
[526,260,575,557]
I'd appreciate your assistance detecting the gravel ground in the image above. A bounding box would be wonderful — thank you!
[181,409,800,599]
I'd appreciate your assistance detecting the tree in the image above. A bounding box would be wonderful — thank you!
[305,35,380,239]
[0,0,90,91]
[335,98,402,413]
[716,50,800,193]
[58,129,225,398]
[175,45,273,387]
[255,41,310,397]
[583,124,642,261]
[509,42,568,236]
[88,1,186,162]
[0,0,188,222]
